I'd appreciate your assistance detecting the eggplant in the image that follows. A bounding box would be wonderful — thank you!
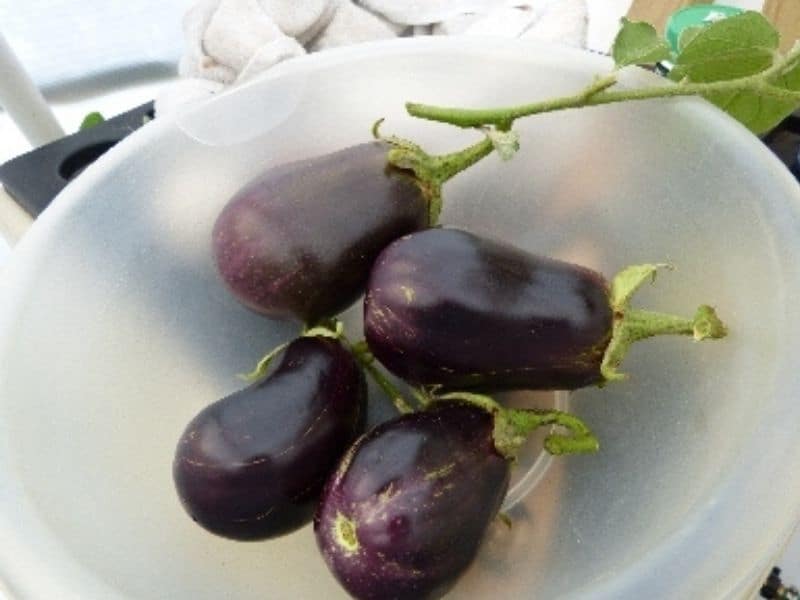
[173,336,366,540]
[364,228,726,391]
[212,142,428,325]
[314,401,510,600]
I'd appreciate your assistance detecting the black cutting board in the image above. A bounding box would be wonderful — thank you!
[0,102,154,217]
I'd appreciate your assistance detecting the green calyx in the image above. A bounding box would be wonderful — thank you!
[302,320,344,340]
[241,318,417,414]
[436,392,599,460]
[372,118,500,224]
[239,341,290,382]
[599,264,728,384]
[240,321,344,382]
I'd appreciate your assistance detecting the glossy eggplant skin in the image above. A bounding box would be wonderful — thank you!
[213,142,428,324]
[315,402,509,600]
[364,228,613,391]
[173,337,366,541]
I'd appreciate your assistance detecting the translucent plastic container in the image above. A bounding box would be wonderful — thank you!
[0,38,799,599]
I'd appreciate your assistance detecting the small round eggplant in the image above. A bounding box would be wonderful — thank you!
[173,336,366,540]
[364,228,726,391]
[314,401,510,600]
[212,142,428,325]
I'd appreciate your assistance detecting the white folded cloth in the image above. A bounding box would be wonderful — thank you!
[156,0,588,115]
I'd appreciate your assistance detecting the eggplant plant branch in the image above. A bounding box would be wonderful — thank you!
[404,41,800,130]
[375,14,800,225]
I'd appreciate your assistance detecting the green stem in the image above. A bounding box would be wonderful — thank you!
[342,336,415,415]
[599,264,728,384]
[398,135,495,225]
[579,73,620,99]
[500,408,600,457]
[437,391,599,459]
[374,120,495,224]
[405,81,697,128]
[622,309,697,337]
[428,136,495,184]
[405,65,800,129]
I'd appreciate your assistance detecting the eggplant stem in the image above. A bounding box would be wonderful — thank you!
[500,408,599,457]
[429,136,495,185]
[600,264,728,384]
[343,336,416,415]
[373,121,496,225]
[307,320,417,415]
[436,391,598,459]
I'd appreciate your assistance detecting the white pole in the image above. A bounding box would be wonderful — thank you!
[0,31,64,147]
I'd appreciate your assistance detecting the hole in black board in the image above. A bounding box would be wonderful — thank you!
[59,141,118,181]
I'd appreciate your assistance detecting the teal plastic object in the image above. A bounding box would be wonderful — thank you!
[665,4,744,52]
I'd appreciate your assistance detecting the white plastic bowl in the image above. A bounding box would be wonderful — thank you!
[1,38,799,599]
[0,236,9,266]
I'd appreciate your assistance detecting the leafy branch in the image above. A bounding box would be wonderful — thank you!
[405,12,800,136]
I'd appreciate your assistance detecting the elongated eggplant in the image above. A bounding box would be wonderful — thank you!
[173,336,366,540]
[212,142,428,325]
[364,228,726,390]
[314,402,509,600]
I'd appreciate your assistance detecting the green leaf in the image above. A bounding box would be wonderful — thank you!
[79,111,105,131]
[677,26,703,52]
[612,18,672,68]
[703,57,800,134]
[672,12,778,83]
[668,11,800,134]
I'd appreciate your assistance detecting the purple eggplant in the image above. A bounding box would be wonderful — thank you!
[212,142,428,325]
[314,401,509,600]
[315,398,597,599]
[173,336,366,540]
[365,228,727,391]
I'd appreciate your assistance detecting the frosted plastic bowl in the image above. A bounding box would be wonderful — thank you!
[1,38,799,599]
